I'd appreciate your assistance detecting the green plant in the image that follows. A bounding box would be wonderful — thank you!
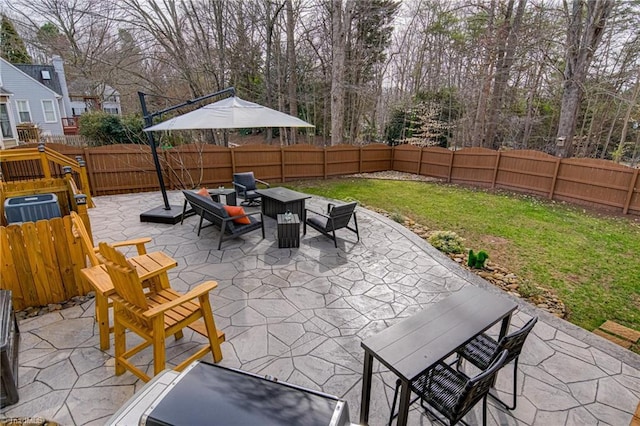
[390,211,405,223]
[519,280,543,298]
[428,230,465,254]
[79,112,145,145]
[468,249,489,268]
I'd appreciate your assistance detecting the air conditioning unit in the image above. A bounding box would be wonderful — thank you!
[4,193,62,224]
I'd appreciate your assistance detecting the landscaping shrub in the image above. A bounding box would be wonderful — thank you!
[428,230,465,254]
[468,249,489,268]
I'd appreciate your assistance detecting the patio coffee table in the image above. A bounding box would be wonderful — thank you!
[256,187,311,222]
[359,286,517,426]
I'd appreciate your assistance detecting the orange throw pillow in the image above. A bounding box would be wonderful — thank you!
[196,187,209,197]
[223,205,251,224]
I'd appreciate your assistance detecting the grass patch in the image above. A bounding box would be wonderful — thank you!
[290,178,640,334]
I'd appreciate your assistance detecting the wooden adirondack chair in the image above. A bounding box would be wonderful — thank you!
[71,212,177,350]
[98,242,225,382]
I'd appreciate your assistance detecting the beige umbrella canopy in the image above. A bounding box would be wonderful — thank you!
[144,96,314,131]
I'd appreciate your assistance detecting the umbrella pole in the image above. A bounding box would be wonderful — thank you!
[138,92,183,224]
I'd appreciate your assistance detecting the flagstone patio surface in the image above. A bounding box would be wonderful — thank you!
[1,190,639,425]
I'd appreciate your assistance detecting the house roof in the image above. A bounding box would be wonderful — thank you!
[0,86,14,95]
[13,64,63,96]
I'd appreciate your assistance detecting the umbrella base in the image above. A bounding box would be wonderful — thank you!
[140,205,184,224]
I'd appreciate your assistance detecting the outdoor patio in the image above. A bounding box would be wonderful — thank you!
[1,190,639,425]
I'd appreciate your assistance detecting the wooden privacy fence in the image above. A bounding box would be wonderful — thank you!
[1,145,94,309]
[0,214,92,311]
[393,146,640,216]
[6,143,640,217]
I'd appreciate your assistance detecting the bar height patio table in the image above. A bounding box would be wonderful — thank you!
[359,286,518,426]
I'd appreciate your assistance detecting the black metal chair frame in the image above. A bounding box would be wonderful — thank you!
[232,172,270,206]
[388,350,508,426]
[456,316,538,410]
[303,202,359,248]
[182,191,265,250]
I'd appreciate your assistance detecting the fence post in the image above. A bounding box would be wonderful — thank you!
[491,151,501,189]
[549,158,561,199]
[38,144,52,178]
[281,146,286,183]
[231,147,236,174]
[447,150,455,183]
[622,168,639,215]
[416,147,423,175]
[391,145,396,171]
[82,148,96,198]
[323,147,327,179]
[359,146,363,173]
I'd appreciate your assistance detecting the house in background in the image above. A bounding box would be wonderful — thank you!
[0,56,67,140]
[0,87,19,149]
[0,55,122,145]
[68,77,121,117]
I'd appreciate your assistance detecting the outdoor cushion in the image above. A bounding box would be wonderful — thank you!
[223,205,251,224]
[182,190,265,249]
[307,216,329,230]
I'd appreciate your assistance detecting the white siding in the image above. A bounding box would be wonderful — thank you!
[0,58,64,135]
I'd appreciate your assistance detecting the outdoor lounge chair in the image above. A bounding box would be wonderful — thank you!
[455,316,538,410]
[98,242,225,382]
[232,172,270,206]
[182,190,265,249]
[304,201,359,247]
[71,211,178,350]
[388,350,508,426]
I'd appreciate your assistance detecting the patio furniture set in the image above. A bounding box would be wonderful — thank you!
[1,175,540,425]
[181,171,360,250]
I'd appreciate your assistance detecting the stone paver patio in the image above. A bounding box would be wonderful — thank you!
[1,190,639,425]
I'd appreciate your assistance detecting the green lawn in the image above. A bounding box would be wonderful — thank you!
[290,178,640,334]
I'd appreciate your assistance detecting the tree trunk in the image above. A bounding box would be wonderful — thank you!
[556,0,614,157]
[330,0,351,146]
[484,0,527,149]
[286,0,298,145]
[612,68,640,162]
[471,0,497,147]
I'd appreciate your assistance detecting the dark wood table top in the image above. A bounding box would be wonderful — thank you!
[256,187,311,203]
[361,286,517,381]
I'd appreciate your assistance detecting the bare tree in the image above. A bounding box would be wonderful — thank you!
[555,0,614,157]
[330,0,352,145]
[285,0,298,144]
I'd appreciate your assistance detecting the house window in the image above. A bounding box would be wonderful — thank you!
[42,100,57,122]
[104,107,119,115]
[15,100,31,123]
[1,103,14,138]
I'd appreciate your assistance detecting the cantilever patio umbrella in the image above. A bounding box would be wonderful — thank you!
[144,96,314,131]
[140,91,314,224]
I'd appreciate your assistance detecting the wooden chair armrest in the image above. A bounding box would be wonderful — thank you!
[255,179,270,188]
[143,281,218,318]
[137,265,174,282]
[110,237,152,255]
